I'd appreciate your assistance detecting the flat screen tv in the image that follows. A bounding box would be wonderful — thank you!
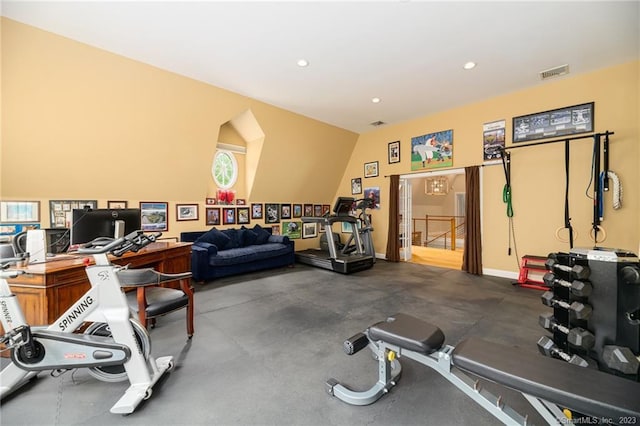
[70,208,141,246]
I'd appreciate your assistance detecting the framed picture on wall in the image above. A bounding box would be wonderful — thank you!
[139,202,168,231]
[176,204,199,221]
[251,203,263,219]
[280,203,292,219]
[304,204,313,217]
[50,200,98,228]
[364,161,379,178]
[0,201,40,223]
[237,207,250,225]
[223,207,236,225]
[107,200,128,209]
[292,204,302,218]
[281,221,302,239]
[206,207,220,226]
[388,141,400,164]
[265,203,279,224]
[302,222,318,239]
[351,178,362,195]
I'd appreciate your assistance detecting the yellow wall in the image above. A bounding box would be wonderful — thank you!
[0,19,357,246]
[2,18,638,273]
[338,61,639,273]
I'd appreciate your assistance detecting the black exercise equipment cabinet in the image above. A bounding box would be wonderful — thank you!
[539,247,640,382]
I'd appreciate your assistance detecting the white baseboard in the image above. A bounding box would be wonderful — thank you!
[482,268,518,280]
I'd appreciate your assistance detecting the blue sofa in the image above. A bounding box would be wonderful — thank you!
[180,225,295,282]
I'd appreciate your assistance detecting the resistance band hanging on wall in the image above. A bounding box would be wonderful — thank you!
[588,132,622,244]
[500,149,519,266]
[557,140,575,248]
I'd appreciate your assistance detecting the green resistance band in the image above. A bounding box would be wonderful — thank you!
[503,185,513,218]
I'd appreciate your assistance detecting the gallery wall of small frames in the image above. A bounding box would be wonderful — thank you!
[204,199,331,239]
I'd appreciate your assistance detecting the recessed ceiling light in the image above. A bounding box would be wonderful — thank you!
[372,97,381,103]
[463,61,476,70]
[297,59,309,67]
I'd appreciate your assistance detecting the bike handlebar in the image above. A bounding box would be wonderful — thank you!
[77,231,162,257]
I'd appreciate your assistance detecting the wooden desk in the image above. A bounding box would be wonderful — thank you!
[4,242,192,327]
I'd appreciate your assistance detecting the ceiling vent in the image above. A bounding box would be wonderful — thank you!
[540,64,569,80]
[370,120,386,127]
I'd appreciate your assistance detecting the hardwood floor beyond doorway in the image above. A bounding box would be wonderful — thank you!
[410,245,463,270]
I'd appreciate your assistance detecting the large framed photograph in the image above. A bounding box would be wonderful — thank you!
[364,161,379,178]
[50,199,98,228]
[0,201,40,223]
[140,202,168,231]
[513,102,594,143]
[176,204,199,221]
[388,141,400,164]
[411,129,453,171]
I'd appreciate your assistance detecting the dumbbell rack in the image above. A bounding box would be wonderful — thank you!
[539,247,640,382]
[516,255,548,290]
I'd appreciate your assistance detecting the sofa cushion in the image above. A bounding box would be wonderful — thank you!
[208,243,291,267]
[240,227,258,247]
[196,228,231,249]
[252,224,271,245]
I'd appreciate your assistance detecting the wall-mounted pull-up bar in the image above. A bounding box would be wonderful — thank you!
[500,130,615,249]
[502,130,614,151]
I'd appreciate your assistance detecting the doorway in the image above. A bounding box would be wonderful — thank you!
[400,168,466,269]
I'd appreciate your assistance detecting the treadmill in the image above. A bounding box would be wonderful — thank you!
[295,197,374,274]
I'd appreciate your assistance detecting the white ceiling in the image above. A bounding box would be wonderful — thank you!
[3,1,639,133]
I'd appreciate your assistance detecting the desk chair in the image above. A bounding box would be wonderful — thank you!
[117,268,194,338]
[0,243,16,259]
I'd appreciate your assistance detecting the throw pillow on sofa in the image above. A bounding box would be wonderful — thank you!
[252,224,271,245]
[222,228,242,249]
[196,228,231,250]
[240,226,258,246]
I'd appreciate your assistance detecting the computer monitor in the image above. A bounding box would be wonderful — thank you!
[70,208,141,246]
[333,197,355,216]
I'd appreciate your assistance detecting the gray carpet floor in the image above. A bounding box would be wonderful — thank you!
[1,261,551,425]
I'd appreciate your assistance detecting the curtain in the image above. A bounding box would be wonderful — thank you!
[462,166,483,274]
[385,174,401,262]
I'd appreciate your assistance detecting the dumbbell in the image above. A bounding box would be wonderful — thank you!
[542,272,592,297]
[544,258,590,280]
[537,336,590,367]
[541,291,592,320]
[538,313,595,350]
[602,345,640,375]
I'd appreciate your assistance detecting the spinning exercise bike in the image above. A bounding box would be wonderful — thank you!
[0,231,188,414]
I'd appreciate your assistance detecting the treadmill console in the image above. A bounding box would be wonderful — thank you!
[333,197,355,216]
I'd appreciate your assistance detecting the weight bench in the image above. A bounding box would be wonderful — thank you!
[327,313,640,425]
